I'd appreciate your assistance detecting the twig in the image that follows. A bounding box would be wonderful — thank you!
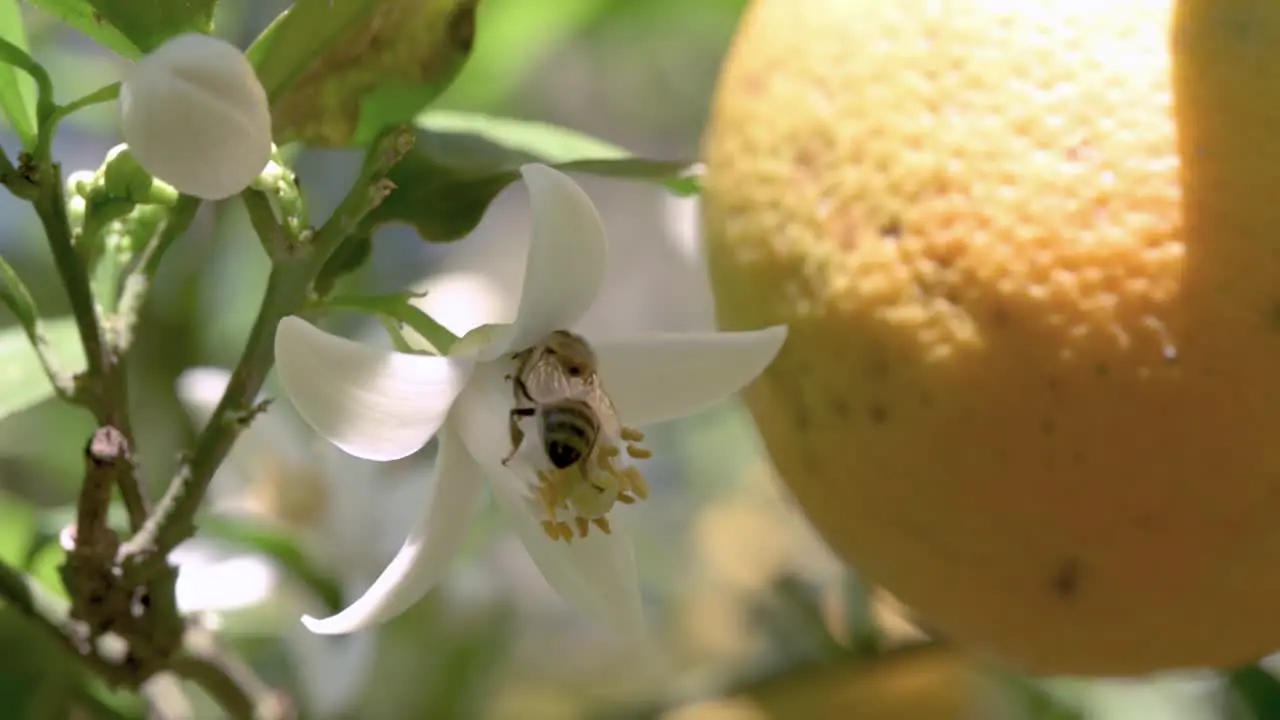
[109,195,202,354]
[32,157,106,382]
[118,126,415,569]
[170,626,295,720]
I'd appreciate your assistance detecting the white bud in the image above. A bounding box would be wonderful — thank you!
[119,33,271,201]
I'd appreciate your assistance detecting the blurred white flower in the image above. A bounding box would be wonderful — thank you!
[1040,672,1223,719]
[119,33,271,200]
[272,163,788,643]
[172,366,423,718]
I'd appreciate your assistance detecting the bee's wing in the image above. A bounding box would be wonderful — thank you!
[577,380,623,440]
[521,356,577,402]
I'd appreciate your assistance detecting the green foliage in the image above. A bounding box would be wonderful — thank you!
[1228,666,1280,719]
[0,0,37,148]
[312,231,372,298]
[0,491,35,568]
[199,516,344,616]
[85,0,215,54]
[322,291,458,354]
[249,0,478,147]
[24,0,140,56]
[364,110,697,242]
[0,318,84,421]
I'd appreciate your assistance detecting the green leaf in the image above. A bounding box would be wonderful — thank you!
[313,232,372,299]
[23,0,139,57]
[0,490,35,568]
[0,256,41,338]
[363,110,699,242]
[0,0,37,148]
[0,317,85,421]
[83,0,215,54]
[248,0,478,147]
[1229,666,1280,720]
[198,516,344,616]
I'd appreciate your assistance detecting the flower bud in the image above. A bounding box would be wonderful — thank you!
[119,33,271,200]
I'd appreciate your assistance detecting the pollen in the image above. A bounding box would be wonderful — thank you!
[535,431,654,543]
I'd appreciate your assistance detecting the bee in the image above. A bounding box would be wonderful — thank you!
[502,330,619,470]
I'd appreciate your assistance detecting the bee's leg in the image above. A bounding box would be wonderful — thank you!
[503,407,537,466]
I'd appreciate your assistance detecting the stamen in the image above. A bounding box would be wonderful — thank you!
[622,467,650,500]
[529,432,653,542]
[541,519,560,541]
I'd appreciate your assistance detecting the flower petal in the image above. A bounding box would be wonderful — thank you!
[300,427,485,635]
[488,478,647,643]
[594,325,788,427]
[413,270,515,340]
[479,164,608,360]
[274,316,474,462]
[171,540,281,614]
[120,33,271,200]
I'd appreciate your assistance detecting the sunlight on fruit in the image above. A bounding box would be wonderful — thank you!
[703,0,1280,674]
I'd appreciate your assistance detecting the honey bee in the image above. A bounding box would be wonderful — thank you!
[503,330,619,471]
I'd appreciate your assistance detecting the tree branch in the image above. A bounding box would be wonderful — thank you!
[118,126,415,570]
[170,626,295,720]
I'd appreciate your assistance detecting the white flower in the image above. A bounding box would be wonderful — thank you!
[273,163,788,640]
[172,367,424,717]
[119,33,271,200]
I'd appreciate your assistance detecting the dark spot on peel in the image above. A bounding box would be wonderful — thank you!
[830,398,851,418]
[449,0,479,53]
[919,391,934,408]
[1040,417,1056,436]
[880,217,903,240]
[869,402,889,425]
[1094,363,1109,377]
[1051,558,1082,598]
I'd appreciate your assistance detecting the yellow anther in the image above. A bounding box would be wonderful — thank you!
[541,519,560,541]
[621,427,645,443]
[616,493,636,505]
[592,516,612,534]
[622,467,650,500]
[575,516,591,538]
[626,444,652,459]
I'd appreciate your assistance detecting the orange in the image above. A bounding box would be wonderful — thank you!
[701,0,1280,674]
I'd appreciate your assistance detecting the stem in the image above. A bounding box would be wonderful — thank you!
[241,189,291,260]
[170,628,293,720]
[48,82,121,129]
[110,195,202,353]
[119,126,415,566]
[35,161,106,382]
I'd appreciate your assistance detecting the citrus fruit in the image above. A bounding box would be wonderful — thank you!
[701,0,1280,674]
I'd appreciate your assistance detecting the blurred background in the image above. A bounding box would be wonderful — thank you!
[0,1,1251,717]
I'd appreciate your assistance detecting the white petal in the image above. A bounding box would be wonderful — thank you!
[488,479,646,643]
[285,620,377,718]
[479,164,608,360]
[594,325,788,427]
[119,33,270,200]
[412,271,515,340]
[274,316,474,462]
[300,427,485,635]
[171,540,281,614]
